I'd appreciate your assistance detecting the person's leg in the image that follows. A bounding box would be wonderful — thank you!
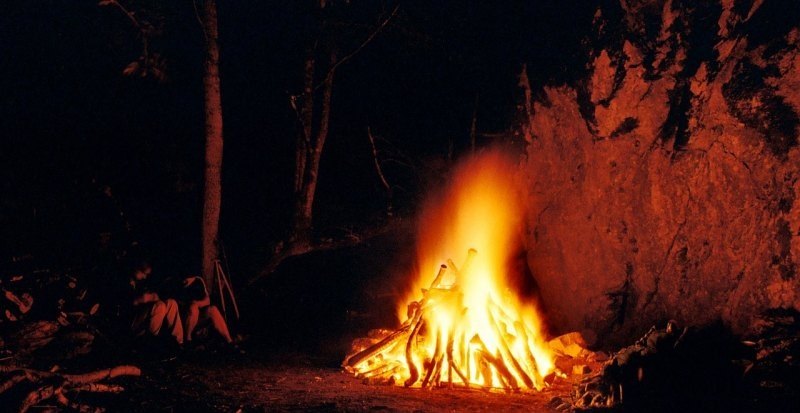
[131,303,152,336]
[162,299,184,345]
[147,300,167,336]
[202,305,233,343]
[184,302,200,342]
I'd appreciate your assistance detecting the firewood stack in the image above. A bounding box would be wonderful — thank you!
[343,248,559,392]
[1,262,102,362]
[0,260,144,411]
[0,364,141,413]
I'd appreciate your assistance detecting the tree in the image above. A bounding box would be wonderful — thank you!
[248,1,399,284]
[101,0,223,287]
[288,0,399,250]
[199,0,224,287]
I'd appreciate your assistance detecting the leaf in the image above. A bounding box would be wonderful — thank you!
[122,61,140,76]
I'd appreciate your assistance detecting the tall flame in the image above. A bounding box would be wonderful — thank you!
[346,150,553,390]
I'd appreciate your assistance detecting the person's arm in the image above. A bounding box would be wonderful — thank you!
[133,291,159,305]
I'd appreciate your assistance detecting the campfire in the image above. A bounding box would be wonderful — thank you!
[343,151,556,391]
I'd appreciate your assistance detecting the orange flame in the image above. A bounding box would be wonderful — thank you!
[347,150,553,390]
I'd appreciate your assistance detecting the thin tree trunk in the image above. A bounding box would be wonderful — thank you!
[201,0,223,286]
[292,51,336,247]
[295,48,315,194]
[366,126,392,215]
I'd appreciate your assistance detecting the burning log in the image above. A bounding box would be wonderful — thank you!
[403,317,425,387]
[515,321,544,389]
[344,325,411,370]
[361,375,397,386]
[486,304,534,390]
[446,259,459,274]
[428,264,448,291]
[470,334,518,391]
[446,322,470,388]
[357,361,401,380]
[420,330,443,389]
[344,248,554,393]
[461,248,477,274]
[472,349,493,389]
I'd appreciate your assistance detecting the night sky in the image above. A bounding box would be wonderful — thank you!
[0,0,594,276]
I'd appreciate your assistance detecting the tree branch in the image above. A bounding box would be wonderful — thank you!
[101,0,141,30]
[367,126,392,214]
[99,0,152,68]
[314,3,400,92]
[248,218,402,285]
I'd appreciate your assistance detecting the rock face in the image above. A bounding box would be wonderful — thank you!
[522,0,800,346]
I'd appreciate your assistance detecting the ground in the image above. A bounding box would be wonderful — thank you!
[122,354,562,412]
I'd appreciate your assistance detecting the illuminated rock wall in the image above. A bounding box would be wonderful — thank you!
[523,0,800,345]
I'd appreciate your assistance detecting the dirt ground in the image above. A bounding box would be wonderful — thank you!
[120,354,566,412]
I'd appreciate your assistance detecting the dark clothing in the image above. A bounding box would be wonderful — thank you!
[181,277,207,303]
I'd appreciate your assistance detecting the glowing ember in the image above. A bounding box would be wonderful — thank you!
[344,150,554,391]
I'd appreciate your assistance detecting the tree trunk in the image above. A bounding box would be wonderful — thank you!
[291,51,336,247]
[201,0,223,287]
[295,47,314,194]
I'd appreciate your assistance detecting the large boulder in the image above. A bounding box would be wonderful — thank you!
[523,0,800,346]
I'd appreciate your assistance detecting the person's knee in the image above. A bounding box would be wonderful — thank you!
[150,300,167,316]
[188,302,201,315]
[206,305,222,318]
[164,299,179,311]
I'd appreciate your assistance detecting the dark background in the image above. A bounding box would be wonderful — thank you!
[0,0,594,293]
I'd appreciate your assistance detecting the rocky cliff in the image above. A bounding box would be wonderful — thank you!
[522,0,800,346]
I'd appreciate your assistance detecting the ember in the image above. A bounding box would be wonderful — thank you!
[344,151,554,391]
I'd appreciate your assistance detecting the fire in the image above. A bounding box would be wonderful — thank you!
[344,150,553,391]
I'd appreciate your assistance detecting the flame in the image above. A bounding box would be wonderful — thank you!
[346,150,553,391]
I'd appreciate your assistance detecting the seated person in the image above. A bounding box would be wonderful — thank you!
[180,275,233,344]
[127,261,184,345]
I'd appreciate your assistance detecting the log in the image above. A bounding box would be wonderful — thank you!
[69,383,125,393]
[2,364,139,413]
[446,310,470,387]
[446,259,459,275]
[461,248,477,275]
[344,325,411,369]
[487,305,534,389]
[0,365,22,374]
[403,317,425,387]
[361,375,396,386]
[428,264,448,291]
[421,330,443,389]
[357,361,401,379]
[473,349,491,386]
[63,365,141,384]
[471,335,519,391]
[2,289,33,314]
[1,365,140,395]
[515,320,544,390]
[0,370,37,394]
[19,384,59,413]
[446,340,470,387]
